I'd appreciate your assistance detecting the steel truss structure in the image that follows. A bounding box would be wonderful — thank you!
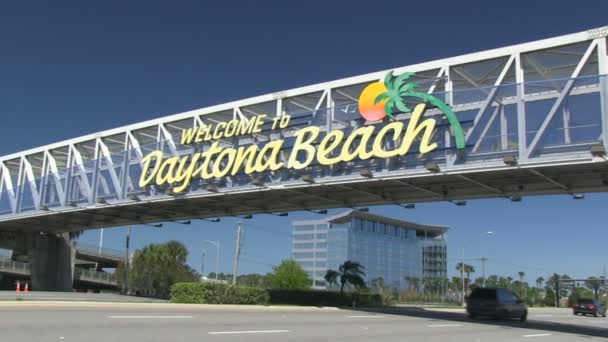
[1,26,608,232]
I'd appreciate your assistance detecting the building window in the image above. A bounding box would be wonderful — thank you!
[293,243,314,249]
[294,225,314,232]
[294,234,315,240]
[294,252,314,259]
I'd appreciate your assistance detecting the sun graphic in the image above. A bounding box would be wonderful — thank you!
[358,81,389,122]
[357,71,467,149]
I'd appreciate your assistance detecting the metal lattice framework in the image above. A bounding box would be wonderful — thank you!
[1,26,608,233]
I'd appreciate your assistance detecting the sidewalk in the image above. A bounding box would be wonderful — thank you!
[0,291,167,303]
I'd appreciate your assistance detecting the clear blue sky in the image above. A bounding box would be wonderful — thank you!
[1,0,607,283]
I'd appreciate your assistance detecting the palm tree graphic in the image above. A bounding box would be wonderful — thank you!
[374,71,466,149]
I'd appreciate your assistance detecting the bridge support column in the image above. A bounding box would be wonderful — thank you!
[25,233,75,291]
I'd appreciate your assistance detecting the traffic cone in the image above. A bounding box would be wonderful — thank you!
[24,283,29,292]
[15,280,20,292]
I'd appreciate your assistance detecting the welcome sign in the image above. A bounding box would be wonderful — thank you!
[139,72,466,193]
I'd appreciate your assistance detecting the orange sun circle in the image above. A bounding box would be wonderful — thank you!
[358,82,388,121]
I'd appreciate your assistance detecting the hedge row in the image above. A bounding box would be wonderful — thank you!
[170,282,383,307]
[170,282,269,305]
[267,288,383,307]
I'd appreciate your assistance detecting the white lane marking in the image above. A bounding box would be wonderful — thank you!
[523,333,552,338]
[108,315,193,319]
[427,324,462,328]
[208,330,290,335]
[347,315,385,318]
[533,314,553,317]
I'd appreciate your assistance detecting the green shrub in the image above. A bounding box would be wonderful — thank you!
[170,283,383,307]
[170,282,269,305]
[267,289,383,307]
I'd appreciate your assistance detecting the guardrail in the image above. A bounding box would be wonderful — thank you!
[0,259,30,275]
[76,243,125,261]
[74,268,117,286]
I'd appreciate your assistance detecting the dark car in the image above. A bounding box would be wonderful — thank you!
[466,287,528,321]
[573,299,606,317]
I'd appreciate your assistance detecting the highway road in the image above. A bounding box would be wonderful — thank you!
[0,303,607,341]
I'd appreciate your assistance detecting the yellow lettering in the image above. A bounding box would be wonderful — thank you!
[397,104,438,155]
[194,126,205,143]
[181,128,197,145]
[155,156,180,185]
[231,145,259,175]
[171,153,202,193]
[288,126,320,170]
[252,114,266,133]
[317,130,344,165]
[236,118,256,136]
[224,119,238,138]
[253,140,284,172]
[212,149,236,178]
[139,150,163,187]
[213,122,227,140]
[371,122,404,158]
[194,142,223,179]
[339,126,375,162]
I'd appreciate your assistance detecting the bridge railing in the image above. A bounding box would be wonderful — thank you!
[74,268,117,285]
[0,259,30,275]
[75,243,125,261]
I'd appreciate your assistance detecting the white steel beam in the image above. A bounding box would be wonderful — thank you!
[21,157,41,210]
[0,163,17,213]
[515,53,527,162]
[526,41,598,158]
[44,151,66,207]
[97,138,123,198]
[465,55,515,143]
[69,145,93,204]
[597,37,608,148]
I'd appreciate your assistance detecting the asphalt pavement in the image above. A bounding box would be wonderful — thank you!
[0,303,606,341]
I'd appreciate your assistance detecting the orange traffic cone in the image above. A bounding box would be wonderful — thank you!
[15,280,20,292]
[24,283,29,292]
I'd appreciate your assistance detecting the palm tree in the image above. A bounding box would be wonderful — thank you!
[517,271,526,297]
[585,277,603,300]
[324,261,366,294]
[536,277,545,289]
[506,276,513,289]
[374,71,465,149]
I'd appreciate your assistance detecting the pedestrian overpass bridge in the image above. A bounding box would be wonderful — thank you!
[1,27,608,289]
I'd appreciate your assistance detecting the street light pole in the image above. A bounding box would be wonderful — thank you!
[204,240,221,280]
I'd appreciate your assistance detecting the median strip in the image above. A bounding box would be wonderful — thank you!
[208,330,290,335]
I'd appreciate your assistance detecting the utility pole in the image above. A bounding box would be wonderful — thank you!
[122,226,131,294]
[232,222,243,285]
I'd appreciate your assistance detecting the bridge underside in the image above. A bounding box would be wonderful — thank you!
[0,159,605,233]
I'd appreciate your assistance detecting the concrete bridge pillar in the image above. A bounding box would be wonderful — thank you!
[24,233,75,291]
